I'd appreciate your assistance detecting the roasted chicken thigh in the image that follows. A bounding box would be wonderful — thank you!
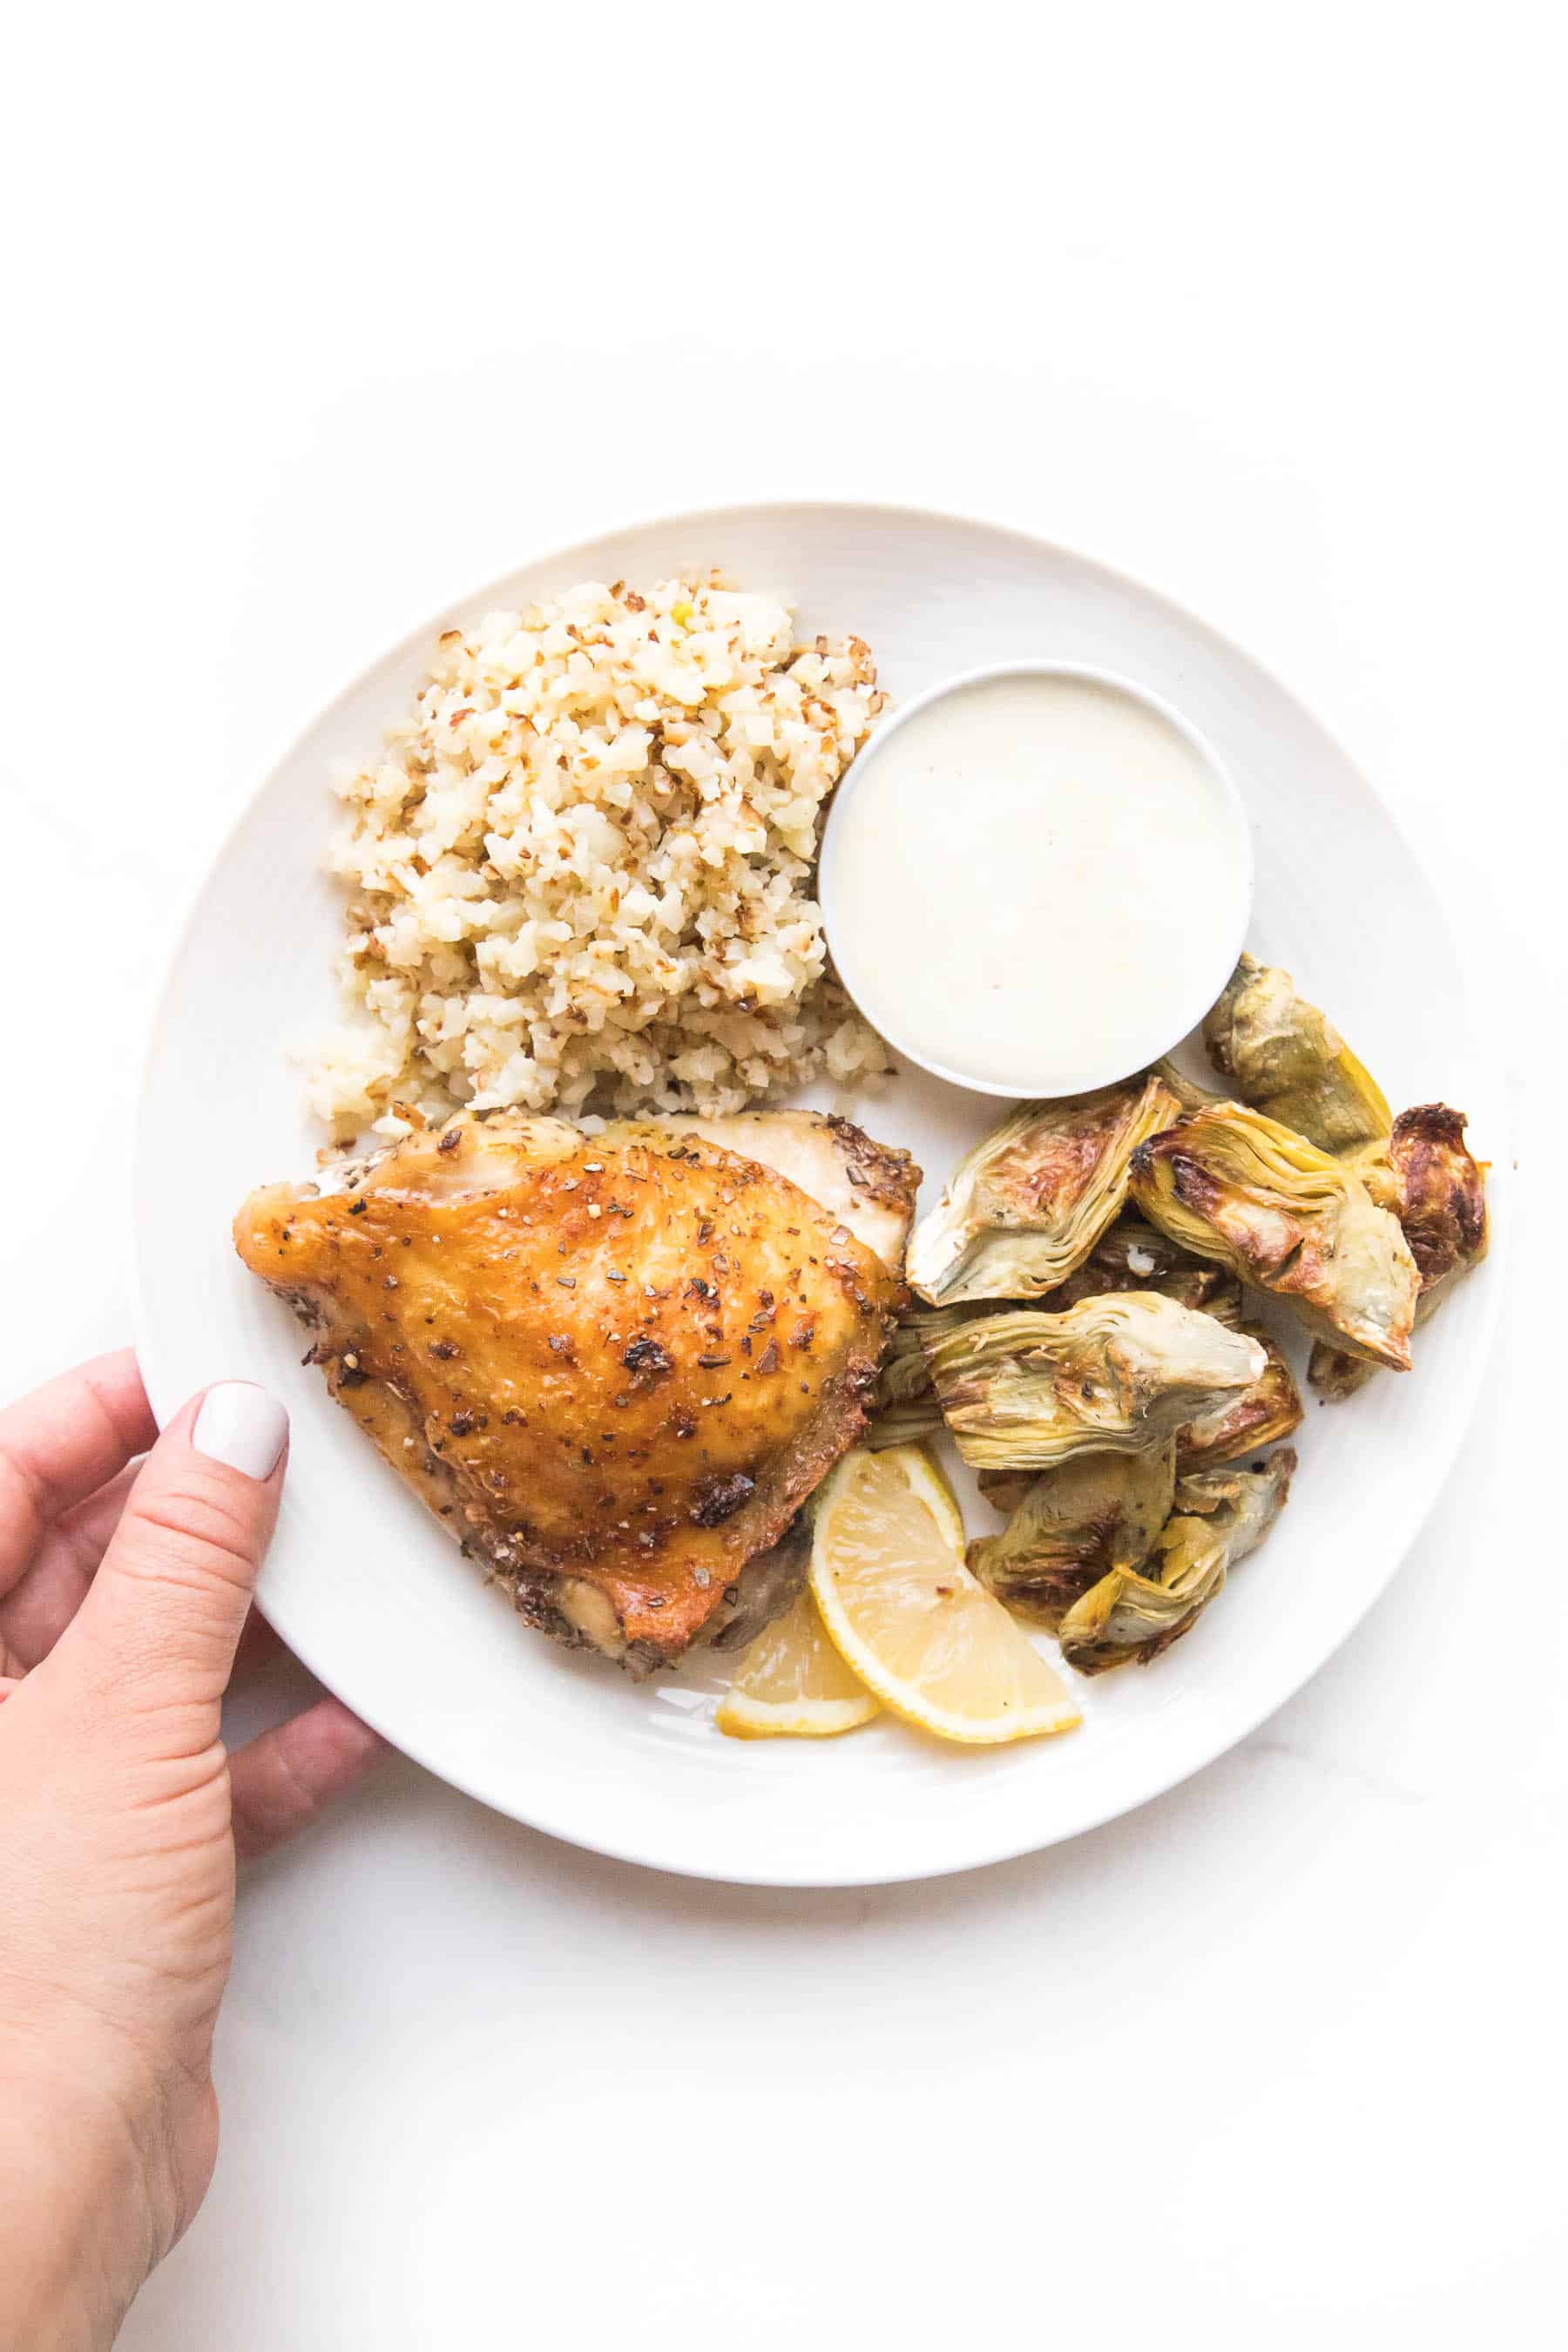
[234,1109,917,1671]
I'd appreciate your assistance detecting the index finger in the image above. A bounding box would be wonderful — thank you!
[0,1351,158,1599]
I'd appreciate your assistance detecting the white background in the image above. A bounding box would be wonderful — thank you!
[4,4,1565,2346]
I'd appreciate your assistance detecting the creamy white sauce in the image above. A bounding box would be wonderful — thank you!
[825,672,1250,1096]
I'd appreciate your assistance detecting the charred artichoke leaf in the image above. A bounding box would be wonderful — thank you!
[865,1304,979,1450]
[1308,1103,1490,1399]
[1202,953,1392,1156]
[906,1076,1180,1307]
[1129,1103,1419,1370]
[1150,1056,1227,1116]
[1178,1325,1303,1470]
[1058,1448,1297,1674]
[977,1467,1038,1517]
[1387,1103,1490,1306]
[1307,1340,1375,1402]
[875,1308,964,1407]
[968,1444,1175,1628]
[926,1294,1267,1472]
[862,1397,947,1450]
[1039,1216,1242,1320]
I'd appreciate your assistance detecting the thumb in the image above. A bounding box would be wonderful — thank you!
[66,1382,288,1722]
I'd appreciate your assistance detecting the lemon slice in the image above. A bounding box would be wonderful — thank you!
[808,1445,1083,1746]
[714,1589,882,1740]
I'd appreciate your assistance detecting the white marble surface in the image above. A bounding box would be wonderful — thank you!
[3,6,1563,2343]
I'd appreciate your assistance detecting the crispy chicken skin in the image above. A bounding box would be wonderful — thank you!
[233,1109,916,1670]
[659,1111,919,1274]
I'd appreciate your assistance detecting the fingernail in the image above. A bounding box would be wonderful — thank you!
[192,1383,288,1480]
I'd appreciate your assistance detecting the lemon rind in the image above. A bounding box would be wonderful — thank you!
[808,1444,1084,1747]
[714,1691,882,1740]
[808,1587,1082,1746]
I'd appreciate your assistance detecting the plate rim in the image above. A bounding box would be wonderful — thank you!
[130,494,1509,1886]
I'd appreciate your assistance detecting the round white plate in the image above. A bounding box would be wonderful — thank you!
[132,500,1504,1887]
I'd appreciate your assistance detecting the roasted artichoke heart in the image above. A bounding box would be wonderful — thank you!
[1178,1327,1303,1470]
[1037,1216,1241,1320]
[1384,1103,1490,1305]
[1150,1056,1227,1117]
[1058,1448,1297,1674]
[1309,1103,1490,1398]
[905,1075,1180,1307]
[967,1445,1176,1628]
[977,1325,1301,1491]
[865,1304,978,1450]
[1202,953,1393,1157]
[1305,1342,1375,1402]
[975,1289,1282,1512]
[926,1294,1267,1472]
[1129,1104,1419,1370]
[976,1467,1044,1517]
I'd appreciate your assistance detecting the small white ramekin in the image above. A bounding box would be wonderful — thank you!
[817,659,1254,1099]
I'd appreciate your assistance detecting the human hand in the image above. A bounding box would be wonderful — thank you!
[0,1354,387,2351]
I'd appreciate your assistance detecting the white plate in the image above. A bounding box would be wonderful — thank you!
[132,500,1504,1887]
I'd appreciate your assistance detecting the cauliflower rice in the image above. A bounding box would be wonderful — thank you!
[308,575,893,1145]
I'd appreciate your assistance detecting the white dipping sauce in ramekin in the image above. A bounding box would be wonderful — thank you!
[820,664,1253,1098]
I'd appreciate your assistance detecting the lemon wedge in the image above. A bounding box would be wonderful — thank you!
[714,1588,882,1740]
[808,1444,1083,1746]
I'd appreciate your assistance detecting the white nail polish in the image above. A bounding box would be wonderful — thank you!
[192,1383,288,1480]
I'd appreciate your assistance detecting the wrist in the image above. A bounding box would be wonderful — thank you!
[0,2044,162,2352]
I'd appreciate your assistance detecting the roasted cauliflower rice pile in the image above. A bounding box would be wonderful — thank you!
[308,576,893,1143]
